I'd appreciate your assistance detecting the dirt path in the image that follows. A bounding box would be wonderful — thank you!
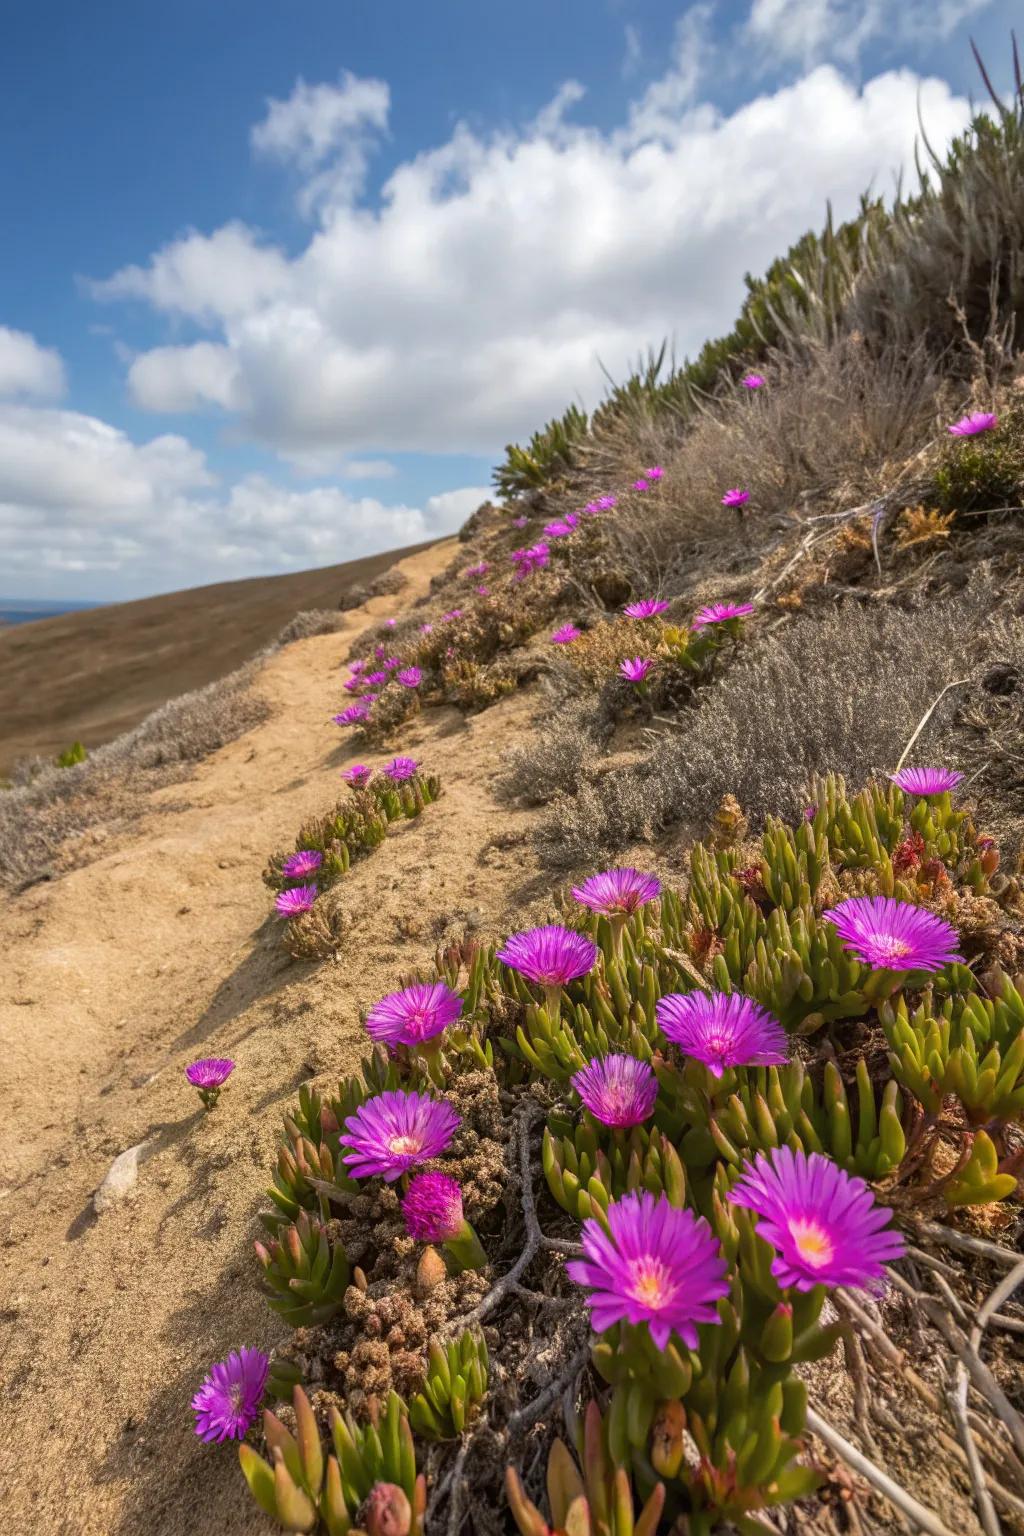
[0,541,548,1535]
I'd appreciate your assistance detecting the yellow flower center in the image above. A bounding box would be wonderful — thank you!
[388,1135,422,1157]
[629,1259,672,1309]
[788,1218,834,1269]
[869,933,913,962]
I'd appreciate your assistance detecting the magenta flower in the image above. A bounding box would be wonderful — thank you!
[365,670,388,685]
[185,1058,235,1089]
[632,478,649,492]
[597,494,617,509]
[385,618,397,628]
[497,924,598,988]
[511,543,550,579]
[644,466,664,480]
[803,804,817,822]
[442,608,463,621]
[466,561,490,578]
[340,1090,461,1181]
[382,756,420,782]
[419,622,433,633]
[282,849,323,880]
[728,1147,905,1292]
[567,1192,729,1350]
[619,657,654,683]
[572,867,662,916]
[551,624,581,644]
[513,515,529,528]
[741,372,765,390]
[889,766,964,797]
[275,885,317,918]
[623,599,669,619]
[721,488,750,507]
[544,519,578,538]
[365,981,463,1048]
[342,764,372,787]
[476,585,489,595]
[333,705,369,725]
[948,411,997,436]
[374,644,387,659]
[192,1348,269,1443]
[343,677,365,694]
[397,667,422,689]
[656,991,788,1078]
[401,1171,464,1242]
[571,1054,658,1128]
[349,660,366,675]
[691,602,755,629]
[825,896,962,973]
[384,657,403,671]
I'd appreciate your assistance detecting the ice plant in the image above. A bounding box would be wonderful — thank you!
[442,608,463,621]
[742,372,765,389]
[550,624,581,644]
[365,981,463,1049]
[721,488,750,507]
[343,676,365,693]
[365,671,388,685]
[340,1089,461,1182]
[466,561,489,578]
[385,618,397,628]
[619,656,654,683]
[384,656,403,671]
[691,602,755,629]
[825,896,962,974]
[633,478,649,492]
[382,756,420,782]
[497,924,598,1013]
[728,1147,905,1292]
[623,599,669,619]
[333,704,369,725]
[644,465,664,480]
[342,763,372,787]
[275,885,318,918]
[571,1054,658,1129]
[401,1172,487,1271]
[567,1191,729,1349]
[572,867,662,916]
[349,659,366,675]
[185,1057,235,1109]
[948,411,997,436]
[889,766,964,797]
[544,519,578,538]
[397,667,422,689]
[656,991,788,1079]
[419,622,433,633]
[192,1348,269,1442]
[513,514,529,528]
[281,849,323,880]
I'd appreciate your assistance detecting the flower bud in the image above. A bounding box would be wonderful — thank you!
[361,1481,412,1536]
[415,1244,448,1296]
[650,1398,686,1478]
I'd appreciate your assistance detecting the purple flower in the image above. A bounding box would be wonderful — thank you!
[466,561,490,578]
[619,657,654,683]
[365,670,388,685]
[401,1171,464,1241]
[513,515,529,528]
[185,1058,235,1089]
[382,756,420,782]
[343,677,365,694]
[728,1147,905,1292]
[384,657,402,671]
[948,411,997,436]
[282,849,323,880]
[333,705,369,725]
[476,584,489,595]
[385,618,397,628]
[349,660,366,675]
[571,1054,658,1128]
[741,372,765,390]
[721,488,750,507]
[572,867,662,916]
[889,766,964,797]
[656,991,788,1079]
[598,495,617,509]
[623,599,669,619]
[374,644,387,659]
[633,478,650,492]
[192,1348,269,1443]
[644,466,664,480]
[397,667,422,689]
[551,624,581,644]
[365,981,463,1048]
[342,764,372,787]
[544,519,578,538]
[824,896,962,973]
[442,608,463,621]
[567,1192,729,1350]
[691,602,755,629]
[420,622,434,634]
[275,885,318,918]
[511,544,550,578]
[497,924,598,987]
[340,1090,461,1181]
[803,804,817,822]
[582,501,601,516]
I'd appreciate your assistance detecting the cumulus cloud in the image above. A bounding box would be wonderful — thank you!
[0,398,487,596]
[94,56,972,465]
[0,327,66,401]
[745,0,994,68]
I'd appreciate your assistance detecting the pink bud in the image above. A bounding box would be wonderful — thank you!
[361,1482,413,1536]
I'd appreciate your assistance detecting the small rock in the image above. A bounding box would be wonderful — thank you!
[93,1142,148,1213]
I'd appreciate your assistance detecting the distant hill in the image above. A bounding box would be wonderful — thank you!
[0,542,437,773]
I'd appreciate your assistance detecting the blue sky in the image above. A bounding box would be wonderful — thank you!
[0,0,1014,601]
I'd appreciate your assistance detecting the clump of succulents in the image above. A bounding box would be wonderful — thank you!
[506,1400,665,1536]
[407,1330,490,1440]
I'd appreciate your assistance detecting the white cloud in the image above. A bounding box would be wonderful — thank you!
[745,0,994,68]
[96,60,971,466]
[622,24,643,79]
[0,399,486,596]
[0,327,66,401]
[250,70,390,217]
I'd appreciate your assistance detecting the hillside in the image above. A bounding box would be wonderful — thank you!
[0,541,437,775]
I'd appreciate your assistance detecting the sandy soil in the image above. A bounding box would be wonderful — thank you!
[0,539,439,773]
[0,540,551,1535]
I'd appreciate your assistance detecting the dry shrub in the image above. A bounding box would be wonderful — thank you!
[274,609,347,645]
[534,589,1024,868]
[499,685,618,805]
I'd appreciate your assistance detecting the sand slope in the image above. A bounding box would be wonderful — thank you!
[0,541,548,1534]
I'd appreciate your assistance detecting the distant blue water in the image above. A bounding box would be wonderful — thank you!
[0,599,103,626]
